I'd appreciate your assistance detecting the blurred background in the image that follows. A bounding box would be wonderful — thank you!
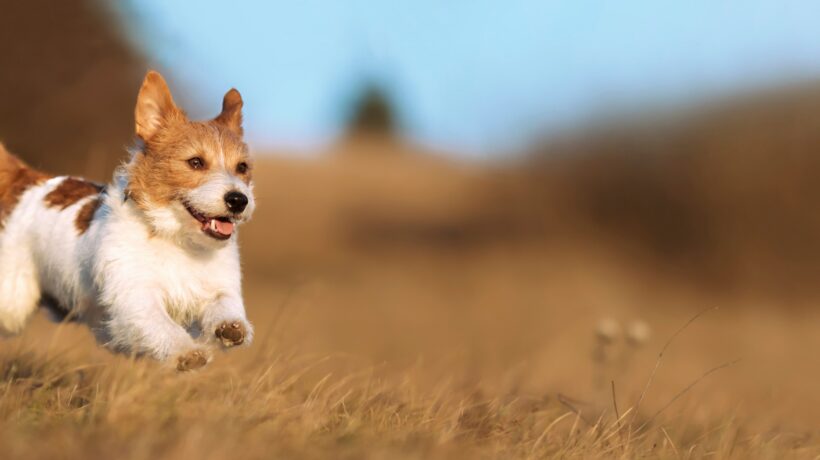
[2,0,820,435]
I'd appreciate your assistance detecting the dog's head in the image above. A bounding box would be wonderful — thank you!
[126,71,255,249]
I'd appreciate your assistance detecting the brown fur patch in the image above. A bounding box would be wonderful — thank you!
[0,145,51,227]
[44,177,104,210]
[75,194,104,234]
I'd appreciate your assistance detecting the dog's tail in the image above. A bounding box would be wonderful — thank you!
[0,142,48,183]
[0,141,24,174]
[0,141,10,162]
[0,142,50,215]
[0,141,19,183]
[0,142,25,192]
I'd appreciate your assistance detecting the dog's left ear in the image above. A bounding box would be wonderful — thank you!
[215,88,243,136]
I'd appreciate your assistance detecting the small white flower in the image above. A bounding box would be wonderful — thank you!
[596,318,621,344]
[626,320,651,346]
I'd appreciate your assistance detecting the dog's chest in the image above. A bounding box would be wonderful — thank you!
[156,265,214,321]
[126,238,239,324]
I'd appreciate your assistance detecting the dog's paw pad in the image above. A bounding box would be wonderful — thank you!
[176,349,209,372]
[215,321,246,347]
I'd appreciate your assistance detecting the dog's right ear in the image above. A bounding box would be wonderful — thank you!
[135,71,183,142]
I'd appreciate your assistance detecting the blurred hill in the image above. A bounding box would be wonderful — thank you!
[242,83,820,300]
[0,0,143,180]
[523,84,820,296]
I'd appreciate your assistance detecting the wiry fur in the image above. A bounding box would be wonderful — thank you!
[0,72,255,370]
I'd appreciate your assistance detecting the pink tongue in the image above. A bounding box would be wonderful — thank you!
[212,219,234,236]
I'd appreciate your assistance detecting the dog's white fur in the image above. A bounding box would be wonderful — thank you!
[0,73,254,368]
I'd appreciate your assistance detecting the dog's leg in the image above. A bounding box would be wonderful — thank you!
[0,241,41,336]
[201,295,253,349]
[104,293,211,371]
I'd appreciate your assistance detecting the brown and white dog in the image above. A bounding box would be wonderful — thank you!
[0,71,255,371]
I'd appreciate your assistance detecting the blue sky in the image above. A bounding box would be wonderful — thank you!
[116,1,820,156]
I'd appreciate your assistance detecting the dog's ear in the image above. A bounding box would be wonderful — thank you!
[215,88,243,136]
[135,71,183,142]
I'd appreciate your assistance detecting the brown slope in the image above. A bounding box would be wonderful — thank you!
[0,0,143,180]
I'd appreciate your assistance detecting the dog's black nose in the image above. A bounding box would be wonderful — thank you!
[224,191,248,213]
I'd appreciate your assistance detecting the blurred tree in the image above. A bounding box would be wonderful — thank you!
[345,84,398,140]
[0,0,144,180]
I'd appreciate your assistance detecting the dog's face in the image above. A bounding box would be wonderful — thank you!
[127,71,255,249]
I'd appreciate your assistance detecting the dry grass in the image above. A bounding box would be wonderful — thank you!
[2,152,820,459]
[1,302,817,459]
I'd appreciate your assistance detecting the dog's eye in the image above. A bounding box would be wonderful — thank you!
[236,162,249,174]
[187,157,205,170]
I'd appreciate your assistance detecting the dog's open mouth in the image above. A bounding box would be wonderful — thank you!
[184,203,234,240]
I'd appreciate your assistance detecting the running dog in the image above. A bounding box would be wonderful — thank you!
[0,71,255,371]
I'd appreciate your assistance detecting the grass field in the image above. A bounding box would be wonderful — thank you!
[1,151,819,459]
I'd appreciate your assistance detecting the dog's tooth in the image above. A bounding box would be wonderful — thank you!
[210,219,217,231]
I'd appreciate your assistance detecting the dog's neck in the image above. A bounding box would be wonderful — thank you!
[108,169,236,258]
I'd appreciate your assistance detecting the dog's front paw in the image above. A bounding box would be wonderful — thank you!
[176,348,210,372]
[214,320,248,347]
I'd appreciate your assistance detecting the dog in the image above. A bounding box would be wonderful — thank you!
[0,71,255,371]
